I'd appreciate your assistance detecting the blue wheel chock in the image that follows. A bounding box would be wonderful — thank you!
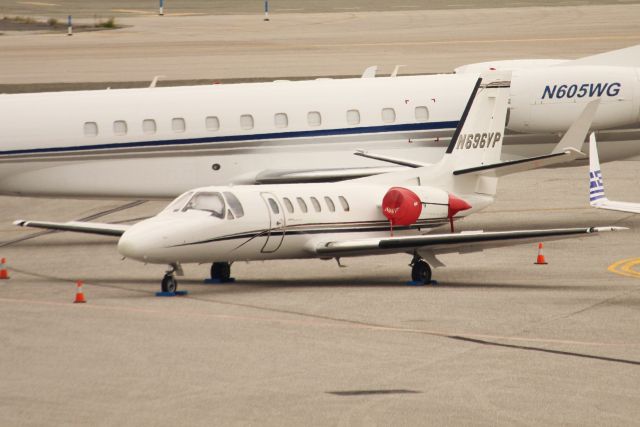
[405,280,438,286]
[155,290,189,297]
[204,277,236,284]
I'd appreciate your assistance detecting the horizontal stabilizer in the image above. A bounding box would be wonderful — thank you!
[454,148,585,177]
[354,150,428,168]
[315,226,624,257]
[14,220,129,237]
[560,44,640,68]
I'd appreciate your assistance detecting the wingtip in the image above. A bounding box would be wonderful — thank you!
[591,226,629,232]
[13,219,26,226]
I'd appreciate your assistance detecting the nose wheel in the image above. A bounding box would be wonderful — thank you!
[161,274,178,293]
[410,258,432,284]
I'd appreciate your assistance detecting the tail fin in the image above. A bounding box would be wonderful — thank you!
[439,72,511,172]
[589,133,607,205]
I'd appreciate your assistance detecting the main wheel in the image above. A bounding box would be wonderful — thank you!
[210,262,231,281]
[411,260,432,284]
[161,274,178,293]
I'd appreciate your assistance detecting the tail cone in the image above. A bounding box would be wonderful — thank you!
[74,280,86,303]
[534,243,548,265]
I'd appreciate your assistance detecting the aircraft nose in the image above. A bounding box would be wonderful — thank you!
[117,229,151,261]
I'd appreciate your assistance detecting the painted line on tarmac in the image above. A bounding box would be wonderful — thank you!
[1,293,637,349]
[313,34,640,48]
[18,1,58,6]
[608,258,640,279]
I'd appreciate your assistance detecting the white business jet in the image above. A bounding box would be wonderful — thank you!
[2,45,640,198]
[589,133,640,213]
[15,73,624,292]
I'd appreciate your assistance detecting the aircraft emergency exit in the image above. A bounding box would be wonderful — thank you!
[1,45,640,199]
[15,73,624,292]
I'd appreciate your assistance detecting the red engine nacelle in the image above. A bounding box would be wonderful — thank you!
[382,187,423,226]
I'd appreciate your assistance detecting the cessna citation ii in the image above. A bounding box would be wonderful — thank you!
[2,45,640,199]
[15,73,625,292]
[589,133,640,214]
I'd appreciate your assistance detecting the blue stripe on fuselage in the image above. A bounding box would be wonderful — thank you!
[0,120,459,156]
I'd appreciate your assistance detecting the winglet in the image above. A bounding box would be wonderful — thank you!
[588,133,607,206]
[551,99,600,154]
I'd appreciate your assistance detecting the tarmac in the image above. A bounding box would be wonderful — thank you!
[2,2,640,425]
[1,3,640,84]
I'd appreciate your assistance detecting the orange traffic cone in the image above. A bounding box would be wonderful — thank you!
[0,258,9,280]
[534,243,548,265]
[74,280,86,303]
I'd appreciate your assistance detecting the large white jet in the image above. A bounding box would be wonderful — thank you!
[1,45,640,199]
[15,73,624,292]
[589,133,640,214]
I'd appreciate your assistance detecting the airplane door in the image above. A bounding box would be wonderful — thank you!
[260,192,286,253]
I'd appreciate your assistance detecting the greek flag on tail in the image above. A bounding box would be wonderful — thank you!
[589,169,605,202]
[588,133,608,205]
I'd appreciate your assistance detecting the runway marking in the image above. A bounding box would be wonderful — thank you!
[110,9,157,15]
[608,258,640,279]
[312,34,640,48]
[18,1,59,6]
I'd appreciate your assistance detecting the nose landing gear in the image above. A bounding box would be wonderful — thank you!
[158,263,184,294]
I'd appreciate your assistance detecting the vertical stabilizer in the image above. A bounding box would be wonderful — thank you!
[440,71,512,172]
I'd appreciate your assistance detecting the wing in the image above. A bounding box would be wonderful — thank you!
[314,227,624,257]
[254,166,402,184]
[14,220,129,237]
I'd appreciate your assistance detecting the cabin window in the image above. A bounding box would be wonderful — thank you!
[296,197,308,213]
[310,196,321,212]
[346,109,360,125]
[172,117,186,133]
[382,108,396,123]
[223,192,244,218]
[338,196,350,211]
[268,198,280,214]
[183,192,225,218]
[113,120,128,136]
[283,197,294,213]
[275,113,288,128]
[307,111,321,127]
[415,106,429,121]
[324,196,336,212]
[240,114,254,130]
[206,116,220,131]
[83,122,98,137]
[143,119,157,134]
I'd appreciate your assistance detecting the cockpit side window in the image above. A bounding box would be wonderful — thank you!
[223,192,244,218]
[166,192,193,213]
[183,192,226,218]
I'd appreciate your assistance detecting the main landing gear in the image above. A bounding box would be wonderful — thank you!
[410,256,432,285]
[210,262,232,282]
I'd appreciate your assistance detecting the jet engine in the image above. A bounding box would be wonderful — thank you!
[382,187,422,226]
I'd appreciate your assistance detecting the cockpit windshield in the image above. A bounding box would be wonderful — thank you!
[183,192,226,218]
[164,191,193,213]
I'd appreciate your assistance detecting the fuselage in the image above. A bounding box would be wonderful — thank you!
[2,65,640,199]
[116,183,491,264]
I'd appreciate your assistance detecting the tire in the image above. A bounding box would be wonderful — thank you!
[411,260,432,284]
[210,262,231,281]
[161,274,177,293]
